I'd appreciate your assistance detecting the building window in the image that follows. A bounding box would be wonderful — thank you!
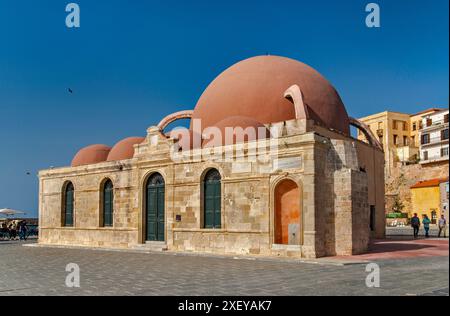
[393,120,398,130]
[370,205,376,232]
[102,179,114,227]
[445,114,449,124]
[423,151,429,161]
[63,182,74,227]
[402,122,408,131]
[411,136,415,145]
[426,118,432,127]
[442,129,449,141]
[431,210,438,225]
[421,134,430,145]
[393,134,398,145]
[403,136,408,146]
[412,122,417,131]
[203,169,222,229]
[441,147,449,157]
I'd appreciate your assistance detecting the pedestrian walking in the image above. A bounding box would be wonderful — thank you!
[438,215,447,238]
[422,215,431,238]
[18,221,28,241]
[411,213,421,238]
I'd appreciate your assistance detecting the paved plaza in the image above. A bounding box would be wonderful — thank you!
[0,239,448,296]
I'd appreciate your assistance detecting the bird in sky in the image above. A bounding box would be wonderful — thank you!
[68,88,73,94]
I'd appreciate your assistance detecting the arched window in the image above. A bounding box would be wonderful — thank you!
[63,182,74,227]
[203,169,222,229]
[102,179,114,227]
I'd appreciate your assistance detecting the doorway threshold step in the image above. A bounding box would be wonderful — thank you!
[272,244,301,251]
[133,241,168,252]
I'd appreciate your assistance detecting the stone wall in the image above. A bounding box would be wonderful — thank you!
[385,162,449,215]
[39,162,140,248]
[39,119,385,258]
[316,138,376,256]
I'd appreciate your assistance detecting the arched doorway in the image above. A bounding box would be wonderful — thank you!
[274,179,301,245]
[145,173,165,241]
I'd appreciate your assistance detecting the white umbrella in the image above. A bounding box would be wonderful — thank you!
[0,209,27,217]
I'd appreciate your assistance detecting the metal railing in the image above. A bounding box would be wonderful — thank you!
[421,135,449,146]
[422,118,449,130]
[421,153,449,163]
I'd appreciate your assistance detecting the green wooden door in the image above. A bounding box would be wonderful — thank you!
[146,174,165,241]
[204,169,221,229]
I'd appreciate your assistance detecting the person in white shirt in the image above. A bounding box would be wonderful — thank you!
[438,215,447,238]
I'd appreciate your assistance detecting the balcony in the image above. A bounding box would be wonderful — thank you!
[421,118,449,132]
[421,134,449,147]
[396,145,419,163]
[420,154,449,165]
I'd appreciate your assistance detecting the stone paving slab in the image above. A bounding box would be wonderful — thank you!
[387,226,449,237]
[332,238,449,261]
[0,241,448,296]
[24,242,369,266]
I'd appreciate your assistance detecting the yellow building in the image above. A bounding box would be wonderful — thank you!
[358,108,442,176]
[410,178,448,224]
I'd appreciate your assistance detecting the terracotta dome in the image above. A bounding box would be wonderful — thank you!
[202,116,270,148]
[71,144,111,167]
[107,137,145,162]
[191,55,350,135]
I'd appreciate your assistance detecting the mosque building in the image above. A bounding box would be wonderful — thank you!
[38,55,385,258]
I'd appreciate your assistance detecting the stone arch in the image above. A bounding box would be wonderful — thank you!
[284,84,308,120]
[157,110,194,132]
[349,117,383,151]
[273,178,302,245]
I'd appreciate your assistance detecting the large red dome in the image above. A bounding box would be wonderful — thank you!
[107,137,145,162]
[203,116,270,148]
[71,144,111,167]
[191,55,350,135]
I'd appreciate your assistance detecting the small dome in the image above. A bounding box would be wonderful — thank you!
[203,116,270,148]
[107,137,145,162]
[71,144,111,167]
[191,55,350,135]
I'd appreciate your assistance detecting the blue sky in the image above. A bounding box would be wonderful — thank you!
[0,0,448,218]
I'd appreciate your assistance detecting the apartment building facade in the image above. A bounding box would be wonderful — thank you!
[357,109,442,176]
[419,109,449,166]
